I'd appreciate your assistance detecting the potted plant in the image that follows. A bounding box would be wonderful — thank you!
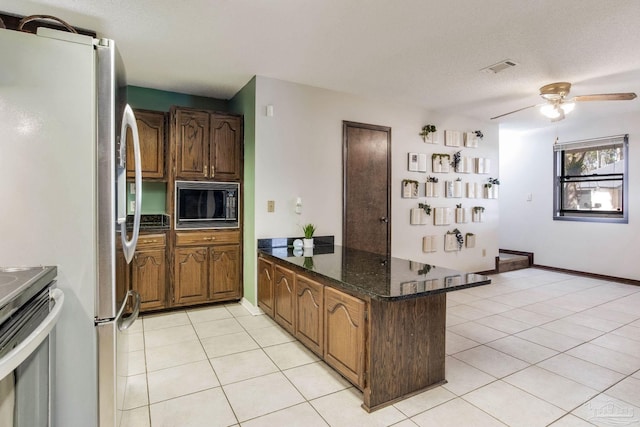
[401,179,419,198]
[425,176,439,197]
[451,150,462,171]
[472,206,485,222]
[302,223,316,248]
[484,177,500,199]
[420,124,437,143]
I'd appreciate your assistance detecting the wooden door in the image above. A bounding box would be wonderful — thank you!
[324,286,366,388]
[257,257,275,316]
[173,247,208,305]
[343,121,391,256]
[295,275,324,356]
[131,248,166,311]
[174,109,210,179]
[210,114,242,181]
[127,109,166,180]
[273,265,295,334]
[209,244,241,301]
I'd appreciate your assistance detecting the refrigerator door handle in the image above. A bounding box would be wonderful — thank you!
[119,104,142,264]
[0,289,64,381]
[116,289,140,331]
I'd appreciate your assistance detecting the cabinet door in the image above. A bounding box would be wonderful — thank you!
[324,287,366,388]
[295,275,324,356]
[131,248,166,311]
[173,247,208,305]
[273,265,295,334]
[257,258,274,317]
[209,244,241,301]
[210,114,241,181]
[127,109,165,180]
[174,109,210,179]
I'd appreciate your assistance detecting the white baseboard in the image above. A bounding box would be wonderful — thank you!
[240,298,263,316]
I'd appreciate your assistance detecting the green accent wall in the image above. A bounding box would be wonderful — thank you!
[126,86,229,112]
[230,77,257,305]
[127,182,167,214]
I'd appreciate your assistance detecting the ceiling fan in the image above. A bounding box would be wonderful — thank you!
[491,82,637,121]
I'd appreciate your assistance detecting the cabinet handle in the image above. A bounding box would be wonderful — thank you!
[204,164,208,177]
[203,236,216,241]
[211,166,215,176]
[141,239,158,244]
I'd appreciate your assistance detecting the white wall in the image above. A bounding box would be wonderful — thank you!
[499,111,640,281]
[253,76,499,275]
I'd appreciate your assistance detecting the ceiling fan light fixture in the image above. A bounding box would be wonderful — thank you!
[561,101,575,114]
[540,104,561,119]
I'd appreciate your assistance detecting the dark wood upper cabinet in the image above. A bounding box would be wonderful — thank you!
[172,107,242,181]
[127,109,166,180]
[174,109,210,179]
[211,115,242,181]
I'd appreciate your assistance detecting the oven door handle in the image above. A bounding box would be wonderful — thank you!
[0,288,64,381]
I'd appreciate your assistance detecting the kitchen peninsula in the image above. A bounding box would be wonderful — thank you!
[257,243,491,411]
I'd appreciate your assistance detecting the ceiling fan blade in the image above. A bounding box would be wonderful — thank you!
[490,104,538,120]
[573,93,637,102]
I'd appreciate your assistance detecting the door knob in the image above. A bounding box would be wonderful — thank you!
[379,216,388,223]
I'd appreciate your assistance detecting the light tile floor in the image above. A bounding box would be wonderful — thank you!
[122,268,640,427]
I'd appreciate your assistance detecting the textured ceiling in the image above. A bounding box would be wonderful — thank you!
[3,0,640,130]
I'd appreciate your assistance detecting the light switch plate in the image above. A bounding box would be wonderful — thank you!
[267,200,275,212]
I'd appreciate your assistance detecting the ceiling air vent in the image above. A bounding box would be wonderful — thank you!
[482,59,518,74]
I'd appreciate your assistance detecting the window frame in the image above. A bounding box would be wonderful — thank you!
[553,134,628,224]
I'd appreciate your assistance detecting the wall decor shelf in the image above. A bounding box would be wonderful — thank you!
[422,235,438,253]
[432,154,451,173]
[445,180,463,198]
[434,207,452,226]
[408,153,428,172]
[402,179,420,198]
[444,130,463,147]
[425,177,439,197]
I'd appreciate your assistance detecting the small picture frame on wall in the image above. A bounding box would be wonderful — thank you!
[408,153,427,172]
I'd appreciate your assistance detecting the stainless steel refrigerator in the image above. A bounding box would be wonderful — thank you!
[0,26,142,427]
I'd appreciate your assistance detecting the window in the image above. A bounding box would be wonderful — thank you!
[553,134,628,223]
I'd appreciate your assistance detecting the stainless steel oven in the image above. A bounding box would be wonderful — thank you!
[0,266,63,427]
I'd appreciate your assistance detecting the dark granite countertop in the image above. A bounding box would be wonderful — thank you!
[259,245,491,301]
[125,214,170,231]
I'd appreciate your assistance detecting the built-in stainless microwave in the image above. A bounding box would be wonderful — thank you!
[175,181,239,229]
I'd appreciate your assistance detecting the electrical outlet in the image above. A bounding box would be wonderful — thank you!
[482,249,486,257]
[267,200,275,212]
[129,200,136,212]
[129,183,136,194]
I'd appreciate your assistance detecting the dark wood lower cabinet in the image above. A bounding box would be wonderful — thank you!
[172,230,243,307]
[273,265,295,334]
[209,244,241,301]
[173,247,208,305]
[257,257,274,316]
[131,248,166,311]
[258,253,448,412]
[295,275,324,357]
[324,286,365,388]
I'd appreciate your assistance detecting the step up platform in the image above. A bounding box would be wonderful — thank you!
[497,252,531,273]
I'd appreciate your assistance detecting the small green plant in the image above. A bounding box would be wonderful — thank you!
[451,151,462,169]
[302,223,316,239]
[473,206,485,213]
[474,130,484,139]
[426,176,439,183]
[420,124,437,141]
[485,177,500,188]
[418,203,431,215]
[456,203,463,209]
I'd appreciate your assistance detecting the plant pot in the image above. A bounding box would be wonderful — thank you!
[303,238,314,248]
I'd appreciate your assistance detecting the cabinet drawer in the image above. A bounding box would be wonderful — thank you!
[175,230,240,246]
[137,233,166,248]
